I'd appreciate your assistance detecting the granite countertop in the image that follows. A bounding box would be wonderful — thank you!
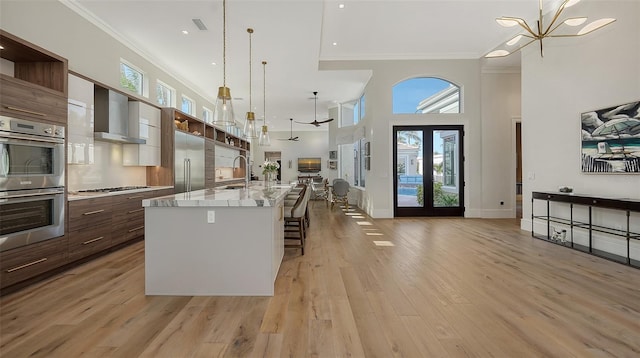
[142,183,293,208]
[67,186,174,201]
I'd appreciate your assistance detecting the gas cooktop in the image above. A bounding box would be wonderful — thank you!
[76,186,149,193]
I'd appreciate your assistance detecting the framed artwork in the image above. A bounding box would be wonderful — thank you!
[581,100,640,173]
[365,157,370,170]
[328,160,337,170]
[364,142,370,156]
[329,150,337,160]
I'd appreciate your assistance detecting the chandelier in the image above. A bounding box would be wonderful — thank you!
[485,0,615,58]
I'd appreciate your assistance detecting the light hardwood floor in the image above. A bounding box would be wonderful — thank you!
[1,201,639,357]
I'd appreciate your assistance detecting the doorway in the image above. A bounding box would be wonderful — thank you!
[393,125,464,217]
[515,120,522,218]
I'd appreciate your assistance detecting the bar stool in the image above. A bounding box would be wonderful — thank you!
[284,184,309,255]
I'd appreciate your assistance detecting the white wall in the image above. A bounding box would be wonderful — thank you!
[249,130,329,184]
[481,71,522,218]
[520,1,640,244]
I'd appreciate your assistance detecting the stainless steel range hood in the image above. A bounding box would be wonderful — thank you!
[94,87,146,144]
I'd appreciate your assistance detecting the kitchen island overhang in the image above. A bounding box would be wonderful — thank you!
[142,183,292,296]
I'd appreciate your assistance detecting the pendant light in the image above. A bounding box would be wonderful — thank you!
[258,60,271,146]
[212,0,235,126]
[243,28,258,139]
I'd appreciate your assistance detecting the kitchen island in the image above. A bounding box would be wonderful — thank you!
[142,183,292,296]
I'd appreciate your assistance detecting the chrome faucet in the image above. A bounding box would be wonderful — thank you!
[233,155,250,189]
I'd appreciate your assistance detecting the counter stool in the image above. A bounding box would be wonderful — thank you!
[284,184,309,255]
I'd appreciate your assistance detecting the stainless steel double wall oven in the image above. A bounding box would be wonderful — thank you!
[0,116,65,251]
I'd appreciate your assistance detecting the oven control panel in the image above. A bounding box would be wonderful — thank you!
[0,115,65,140]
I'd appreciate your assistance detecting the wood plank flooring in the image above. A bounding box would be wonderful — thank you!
[1,201,640,357]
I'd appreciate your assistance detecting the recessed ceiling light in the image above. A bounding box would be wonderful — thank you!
[339,4,345,9]
[211,62,217,65]
[181,30,189,35]
[332,42,337,46]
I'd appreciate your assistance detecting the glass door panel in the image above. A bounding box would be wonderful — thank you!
[433,130,460,208]
[396,130,423,208]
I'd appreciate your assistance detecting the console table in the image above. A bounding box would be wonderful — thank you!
[531,191,640,267]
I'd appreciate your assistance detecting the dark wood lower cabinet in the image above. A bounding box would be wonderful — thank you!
[112,193,146,246]
[0,188,174,293]
[68,196,113,262]
[0,236,68,289]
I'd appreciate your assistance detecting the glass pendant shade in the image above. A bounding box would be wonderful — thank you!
[258,60,270,146]
[243,28,258,139]
[213,86,235,126]
[259,125,271,146]
[244,111,258,139]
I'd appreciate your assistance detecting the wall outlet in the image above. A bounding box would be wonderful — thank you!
[207,211,215,223]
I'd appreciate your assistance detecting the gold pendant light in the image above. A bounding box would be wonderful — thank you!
[486,0,615,58]
[243,28,258,139]
[213,0,235,126]
[258,60,271,146]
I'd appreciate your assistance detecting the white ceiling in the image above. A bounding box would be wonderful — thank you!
[68,0,542,132]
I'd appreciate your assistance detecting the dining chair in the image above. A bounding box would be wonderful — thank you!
[331,179,350,210]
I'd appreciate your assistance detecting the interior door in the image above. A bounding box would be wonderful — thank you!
[393,125,464,217]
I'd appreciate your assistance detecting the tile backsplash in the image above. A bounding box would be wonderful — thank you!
[67,141,146,190]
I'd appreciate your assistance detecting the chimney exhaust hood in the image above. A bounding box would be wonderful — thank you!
[94,87,146,144]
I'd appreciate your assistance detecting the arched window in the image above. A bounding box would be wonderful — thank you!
[392,77,460,114]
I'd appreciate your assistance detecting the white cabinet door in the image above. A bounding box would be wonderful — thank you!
[67,74,94,165]
[123,102,161,166]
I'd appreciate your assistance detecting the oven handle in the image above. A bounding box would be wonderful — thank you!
[0,132,64,145]
[1,189,64,200]
[0,144,8,176]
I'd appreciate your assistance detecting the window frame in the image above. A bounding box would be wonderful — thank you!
[339,92,365,128]
[156,80,175,107]
[203,106,213,124]
[181,94,195,116]
[119,59,145,96]
[392,77,460,114]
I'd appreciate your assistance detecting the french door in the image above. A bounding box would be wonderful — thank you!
[393,125,464,217]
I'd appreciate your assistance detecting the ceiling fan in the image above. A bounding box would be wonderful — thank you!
[295,91,334,127]
[278,118,299,141]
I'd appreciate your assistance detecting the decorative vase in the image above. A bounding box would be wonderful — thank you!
[265,171,275,188]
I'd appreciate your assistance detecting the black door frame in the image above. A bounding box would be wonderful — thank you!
[393,125,465,217]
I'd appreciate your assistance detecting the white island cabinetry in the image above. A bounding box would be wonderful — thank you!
[143,184,290,296]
